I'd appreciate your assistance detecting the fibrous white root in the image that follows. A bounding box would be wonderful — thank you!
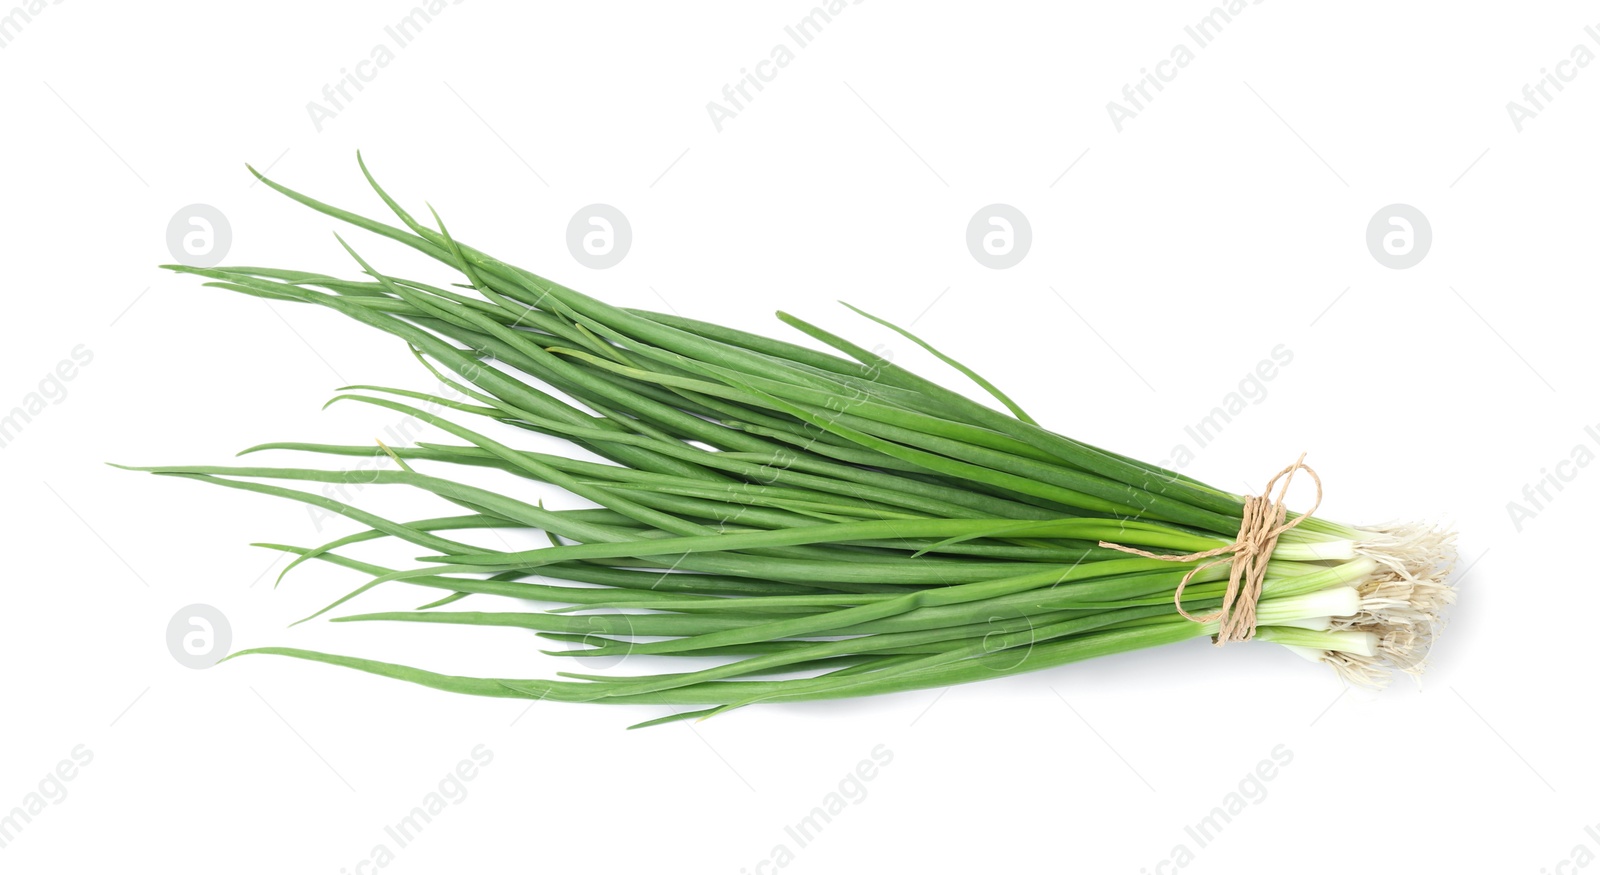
[1320,522,1458,688]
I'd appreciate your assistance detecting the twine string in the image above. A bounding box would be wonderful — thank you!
[1098,454,1323,646]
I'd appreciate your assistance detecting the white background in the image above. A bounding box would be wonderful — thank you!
[1,1,1596,872]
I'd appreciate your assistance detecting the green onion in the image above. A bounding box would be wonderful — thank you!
[127,155,1457,727]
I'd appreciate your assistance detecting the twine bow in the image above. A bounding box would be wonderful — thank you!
[1099,454,1323,646]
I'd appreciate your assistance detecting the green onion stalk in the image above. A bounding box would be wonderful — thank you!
[127,157,1456,727]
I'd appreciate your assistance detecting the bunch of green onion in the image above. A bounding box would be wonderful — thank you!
[130,158,1456,727]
